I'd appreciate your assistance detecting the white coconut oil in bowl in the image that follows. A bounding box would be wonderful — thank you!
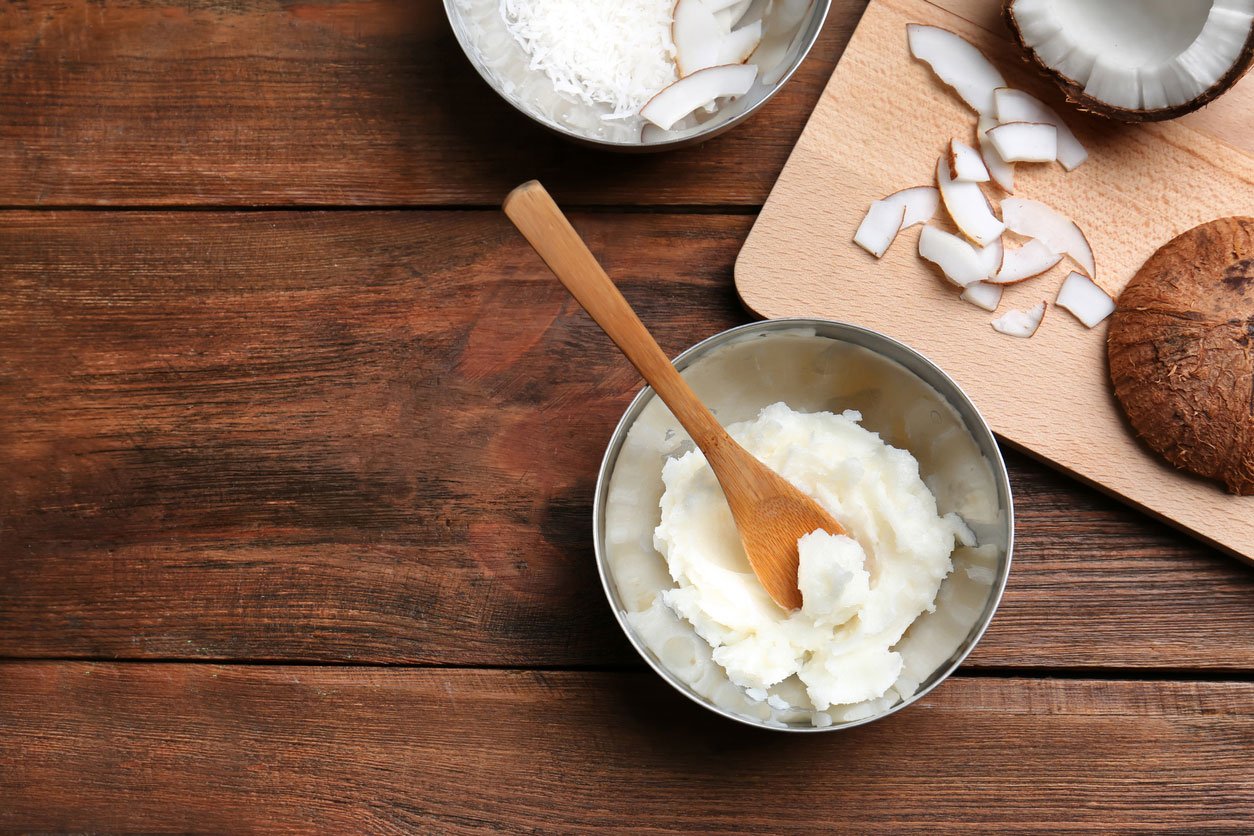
[594,319,1013,731]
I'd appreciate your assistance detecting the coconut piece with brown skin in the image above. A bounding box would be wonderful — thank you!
[1107,217,1254,495]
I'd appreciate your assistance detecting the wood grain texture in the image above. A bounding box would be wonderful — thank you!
[1,211,1251,669]
[736,0,1254,560]
[1,663,1250,833]
[0,0,863,207]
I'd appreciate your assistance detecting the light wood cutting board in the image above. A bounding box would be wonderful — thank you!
[736,0,1254,561]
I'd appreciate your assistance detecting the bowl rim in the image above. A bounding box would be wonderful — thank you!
[440,0,834,151]
[592,317,1016,732]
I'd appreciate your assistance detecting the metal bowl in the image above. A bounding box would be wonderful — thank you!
[442,0,832,151]
[594,319,1014,731]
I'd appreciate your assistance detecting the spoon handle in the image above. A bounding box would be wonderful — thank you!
[503,180,727,453]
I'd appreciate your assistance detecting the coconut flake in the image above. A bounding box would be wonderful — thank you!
[993,87,1088,170]
[639,63,758,129]
[907,24,1007,115]
[961,281,1004,311]
[919,225,987,286]
[1001,197,1095,278]
[1055,270,1115,327]
[949,139,990,182]
[854,200,908,258]
[987,121,1058,162]
[937,156,1004,247]
[977,115,1015,192]
[991,238,1063,283]
[991,300,1046,337]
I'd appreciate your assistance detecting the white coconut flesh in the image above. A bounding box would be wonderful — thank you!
[993,88,1087,170]
[977,115,1016,192]
[1001,197,1095,279]
[987,122,1058,163]
[991,301,1047,337]
[639,63,758,129]
[1055,271,1115,327]
[919,225,987,286]
[852,186,939,257]
[1008,0,1254,114]
[950,139,990,182]
[961,281,1004,311]
[908,24,1007,114]
[991,238,1062,284]
[936,156,1005,247]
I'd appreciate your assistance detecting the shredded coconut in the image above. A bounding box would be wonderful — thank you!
[500,0,679,119]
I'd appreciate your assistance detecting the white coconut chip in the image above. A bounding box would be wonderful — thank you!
[719,20,763,64]
[977,114,1015,192]
[639,64,758,130]
[990,237,1063,283]
[976,237,1004,277]
[1000,197,1095,278]
[854,200,908,258]
[993,87,1088,170]
[673,0,727,77]
[907,24,1007,115]
[961,280,1004,311]
[991,300,1047,337]
[1055,270,1115,327]
[937,156,1005,247]
[950,139,990,182]
[919,225,987,286]
[987,121,1058,162]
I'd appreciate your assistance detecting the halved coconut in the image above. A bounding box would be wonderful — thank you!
[919,225,988,286]
[937,156,1005,247]
[640,64,758,130]
[993,88,1088,170]
[961,280,1004,311]
[991,300,1047,337]
[1000,197,1095,278]
[1005,0,1254,121]
[949,139,990,182]
[977,115,1016,192]
[907,24,1007,115]
[1056,270,1115,327]
[854,201,908,258]
[986,121,1058,162]
[991,238,1062,283]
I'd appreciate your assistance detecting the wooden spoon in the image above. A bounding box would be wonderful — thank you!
[503,180,844,611]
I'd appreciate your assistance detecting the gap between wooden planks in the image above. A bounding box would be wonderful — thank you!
[0,211,1251,670]
[0,663,1250,833]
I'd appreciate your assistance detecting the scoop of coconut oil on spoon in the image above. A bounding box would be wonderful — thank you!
[502,180,845,611]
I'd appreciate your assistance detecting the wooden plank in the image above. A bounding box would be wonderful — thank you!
[0,0,865,207]
[0,663,1249,832]
[735,0,1254,560]
[1,212,1251,668]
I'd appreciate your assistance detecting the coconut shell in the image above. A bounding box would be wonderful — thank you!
[1107,217,1254,495]
[1003,0,1254,123]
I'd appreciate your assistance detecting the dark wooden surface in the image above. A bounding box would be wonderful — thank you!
[0,1,1250,832]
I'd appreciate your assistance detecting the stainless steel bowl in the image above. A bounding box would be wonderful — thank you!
[443,0,832,151]
[594,319,1014,731]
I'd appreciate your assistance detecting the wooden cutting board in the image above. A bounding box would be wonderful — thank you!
[737,0,1254,561]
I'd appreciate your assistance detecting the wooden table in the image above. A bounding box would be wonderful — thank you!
[0,1,1250,831]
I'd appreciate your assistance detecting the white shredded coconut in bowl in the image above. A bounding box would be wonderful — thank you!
[499,0,679,120]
